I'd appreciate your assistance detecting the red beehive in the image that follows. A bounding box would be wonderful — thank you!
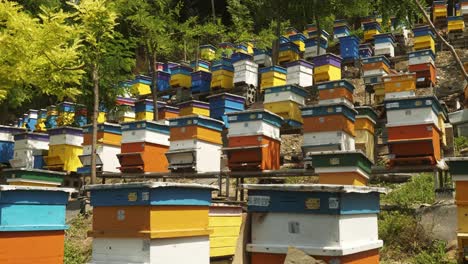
[408,63,436,88]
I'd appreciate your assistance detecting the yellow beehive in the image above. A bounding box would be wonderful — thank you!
[98,112,107,123]
[135,111,154,121]
[263,101,302,125]
[314,65,342,83]
[433,7,447,19]
[132,82,151,96]
[374,83,385,105]
[383,73,416,94]
[211,70,234,90]
[364,29,380,41]
[260,66,287,91]
[170,74,192,89]
[278,50,300,64]
[46,145,83,172]
[356,129,375,162]
[414,36,436,53]
[200,44,217,61]
[448,19,465,33]
[458,205,468,232]
[178,100,210,117]
[208,205,242,258]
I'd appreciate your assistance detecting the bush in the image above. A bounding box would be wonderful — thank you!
[455,136,468,156]
[381,173,435,208]
[64,214,92,264]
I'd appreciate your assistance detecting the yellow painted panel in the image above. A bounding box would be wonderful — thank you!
[314,65,341,83]
[132,83,151,96]
[279,50,300,64]
[210,226,242,237]
[8,181,59,187]
[212,70,234,77]
[209,216,242,227]
[448,23,465,32]
[263,101,303,124]
[136,111,154,121]
[261,71,287,80]
[210,236,239,248]
[120,116,135,122]
[364,29,380,41]
[211,75,234,89]
[98,112,107,123]
[210,247,236,258]
[170,74,192,88]
[356,130,375,162]
[57,112,75,126]
[179,107,210,117]
[46,144,83,172]
[458,205,468,233]
[318,172,368,186]
[292,40,305,52]
[200,49,216,61]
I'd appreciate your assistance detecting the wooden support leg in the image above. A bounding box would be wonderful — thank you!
[225,173,230,199]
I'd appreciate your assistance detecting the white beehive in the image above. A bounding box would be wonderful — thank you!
[374,42,395,57]
[166,139,222,173]
[233,60,259,87]
[285,60,314,87]
[303,131,355,153]
[10,133,49,168]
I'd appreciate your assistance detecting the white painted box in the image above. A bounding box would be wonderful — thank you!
[227,120,280,141]
[166,139,221,173]
[303,131,355,153]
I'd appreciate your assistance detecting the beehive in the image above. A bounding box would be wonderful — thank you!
[374,33,396,57]
[207,93,245,126]
[382,73,416,96]
[278,41,300,64]
[158,105,180,120]
[0,125,25,164]
[200,44,217,61]
[260,66,287,91]
[408,62,436,88]
[305,29,330,43]
[244,184,385,263]
[112,97,136,123]
[355,106,378,162]
[362,22,382,41]
[78,123,121,174]
[225,110,283,171]
[24,109,38,132]
[304,38,328,59]
[2,168,65,187]
[413,26,436,53]
[118,120,170,173]
[312,54,342,83]
[131,75,152,96]
[285,60,314,87]
[0,185,73,263]
[98,104,108,124]
[44,127,83,172]
[433,1,448,20]
[209,204,243,258]
[211,58,234,90]
[253,48,273,67]
[191,71,212,94]
[302,103,357,136]
[462,0,468,16]
[264,85,308,127]
[359,43,373,58]
[178,100,210,117]
[170,65,193,89]
[233,55,259,87]
[10,132,49,169]
[86,182,216,264]
[334,21,351,40]
[45,105,58,129]
[135,99,167,121]
[409,49,435,66]
[448,16,465,32]
[339,35,360,61]
[73,104,88,127]
[218,42,235,58]
[57,102,76,127]
[166,115,224,173]
[288,33,307,52]
[191,59,211,72]
[362,55,391,85]
[316,79,355,106]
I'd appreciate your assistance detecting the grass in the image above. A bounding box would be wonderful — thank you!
[64,213,92,264]
[381,173,435,208]
[454,136,468,156]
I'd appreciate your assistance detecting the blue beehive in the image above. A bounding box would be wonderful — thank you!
[190,60,211,72]
[0,125,25,164]
[359,44,373,58]
[339,35,361,60]
[191,71,212,94]
[207,93,246,127]
[155,71,171,92]
[231,52,253,64]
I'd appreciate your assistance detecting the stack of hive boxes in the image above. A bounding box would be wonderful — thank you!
[408,49,436,88]
[339,35,360,61]
[211,58,234,90]
[224,109,283,171]
[118,120,170,173]
[200,44,217,61]
[3,168,65,187]
[207,93,245,126]
[312,53,342,83]
[44,127,83,173]
[363,21,382,42]
[78,123,121,175]
[285,59,314,87]
[166,115,224,173]
[259,66,287,92]
[302,78,375,186]
[208,203,243,259]
[10,132,49,169]
[384,73,447,167]
[448,16,465,33]
[359,43,373,58]
[232,52,259,87]
[304,36,328,59]
[57,102,76,126]
[333,19,351,40]
[355,106,379,162]
[0,126,25,165]
[413,25,436,54]
[253,48,272,67]
[374,33,396,57]
[446,158,468,262]
[74,104,88,127]
[46,105,58,129]
[158,104,180,120]
[462,0,468,20]
[135,99,168,121]
[170,64,193,89]
[25,109,38,131]
[178,100,210,117]
[111,97,136,123]
[263,85,309,127]
[191,60,212,94]
[86,182,216,264]
[0,186,73,263]
[278,40,300,64]
[130,75,152,96]
[244,184,385,264]
[288,31,307,52]
[433,1,448,24]
[361,55,392,104]
[235,42,254,55]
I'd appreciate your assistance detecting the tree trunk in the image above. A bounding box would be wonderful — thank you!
[272,18,281,66]
[414,0,468,81]
[151,52,159,121]
[90,63,99,184]
[315,16,321,57]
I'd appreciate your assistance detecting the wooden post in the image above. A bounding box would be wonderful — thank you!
[225,173,230,198]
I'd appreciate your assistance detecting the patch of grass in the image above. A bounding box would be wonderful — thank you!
[454,136,468,156]
[64,213,92,264]
[381,173,435,208]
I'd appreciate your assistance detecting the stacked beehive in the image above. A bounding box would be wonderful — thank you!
[158,104,180,120]
[433,1,448,23]
[111,97,136,123]
[339,35,361,61]
[0,185,72,263]
[74,104,88,127]
[359,43,373,58]
[118,120,170,173]
[374,33,396,57]
[446,158,468,262]
[45,105,58,129]
[384,73,447,167]
[98,104,108,123]
[200,44,217,61]
[448,16,465,33]
[278,41,300,64]
[363,21,382,42]
[304,36,328,59]
[178,100,210,117]
[135,99,168,121]
[259,66,287,92]
[207,93,245,126]
[413,25,436,54]
[130,75,152,96]
[312,53,342,83]
[244,184,385,264]
[285,59,314,87]
[288,31,307,52]
[355,106,379,162]
[170,64,193,89]
[191,60,212,94]
[86,182,216,264]
[224,109,283,171]
[166,115,223,173]
[3,168,65,187]
[25,109,38,131]
[232,52,259,87]
[43,127,83,172]
[263,85,309,127]
[78,123,121,175]
[253,48,273,67]
[408,49,436,88]
[208,203,243,258]
[0,126,25,165]
[57,102,76,126]
[333,19,351,40]
[235,42,254,54]
[361,55,391,104]
[462,0,468,20]
[211,58,234,90]
[10,132,49,169]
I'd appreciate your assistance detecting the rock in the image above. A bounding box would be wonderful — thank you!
[283,247,326,264]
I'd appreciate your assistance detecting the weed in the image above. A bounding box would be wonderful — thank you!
[381,173,435,208]
[64,213,92,264]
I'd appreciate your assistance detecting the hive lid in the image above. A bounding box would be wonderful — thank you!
[0,184,75,193]
[84,181,218,191]
[2,168,67,176]
[241,184,386,194]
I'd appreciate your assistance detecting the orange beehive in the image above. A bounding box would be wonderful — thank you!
[318,171,368,186]
[316,80,355,103]
[303,115,356,136]
[408,63,436,88]
[225,135,281,171]
[83,131,121,146]
[382,73,416,94]
[355,116,376,134]
[362,62,390,73]
[251,249,380,264]
[169,125,222,145]
[118,142,169,173]
[158,105,180,120]
[0,230,65,264]
[456,181,468,205]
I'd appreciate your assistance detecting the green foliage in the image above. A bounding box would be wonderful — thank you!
[381,173,435,208]
[64,214,92,264]
[411,240,456,264]
[454,136,468,156]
